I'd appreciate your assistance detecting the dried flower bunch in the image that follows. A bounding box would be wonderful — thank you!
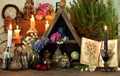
[35,3,55,20]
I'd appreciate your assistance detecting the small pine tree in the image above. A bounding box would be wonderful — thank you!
[68,0,119,40]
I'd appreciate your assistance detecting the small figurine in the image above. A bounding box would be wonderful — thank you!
[59,53,70,68]
[60,0,66,9]
[23,0,34,19]
[43,50,51,65]
[29,0,34,5]
[9,45,22,71]
[14,11,23,25]
[20,46,28,69]
[4,16,13,32]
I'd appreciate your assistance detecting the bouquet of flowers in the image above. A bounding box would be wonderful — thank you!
[36,3,50,17]
[36,3,55,20]
[50,32,61,42]
[50,32,69,43]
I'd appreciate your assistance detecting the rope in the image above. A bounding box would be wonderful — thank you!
[0,40,7,45]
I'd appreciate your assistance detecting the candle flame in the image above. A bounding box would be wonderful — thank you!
[16,25,19,30]
[31,15,34,19]
[104,25,107,31]
[9,24,12,30]
[46,20,48,24]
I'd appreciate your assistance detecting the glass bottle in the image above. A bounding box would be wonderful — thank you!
[3,47,11,70]
[52,44,62,67]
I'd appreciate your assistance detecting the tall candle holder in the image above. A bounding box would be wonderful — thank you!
[101,25,110,72]
[27,15,38,34]
[3,46,12,70]
[101,49,110,72]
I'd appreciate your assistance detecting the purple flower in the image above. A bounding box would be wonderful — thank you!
[55,32,61,41]
[50,32,61,42]
[50,35,56,42]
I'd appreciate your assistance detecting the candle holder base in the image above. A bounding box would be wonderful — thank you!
[103,62,111,72]
[101,50,111,72]
[101,66,112,72]
[3,47,12,70]
[27,28,38,34]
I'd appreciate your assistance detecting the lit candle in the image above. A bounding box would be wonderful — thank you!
[14,25,20,38]
[45,20,49,31]
[27,15,38,33]
[104,25,108,52]
[30,15,35,29]
[7,24,13,47]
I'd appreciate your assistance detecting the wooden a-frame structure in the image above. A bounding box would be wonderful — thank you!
[43,8,81,48]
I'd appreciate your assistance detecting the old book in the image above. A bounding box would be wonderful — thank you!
[80,37,118,67]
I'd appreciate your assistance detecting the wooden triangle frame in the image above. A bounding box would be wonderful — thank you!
[43,8,81,47]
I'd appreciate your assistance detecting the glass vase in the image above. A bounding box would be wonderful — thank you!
[52,44,62,67]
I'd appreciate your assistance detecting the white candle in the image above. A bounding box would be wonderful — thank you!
[7,24,12,47]
[45,20,49,31]
[30,15,35,29]
[14,25,20,38]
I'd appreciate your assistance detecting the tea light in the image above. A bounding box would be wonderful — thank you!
[14,25,20,38]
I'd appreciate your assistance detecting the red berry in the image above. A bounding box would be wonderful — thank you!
[47,65,51,70]
[41,65,47,71]
[36,64,41,70]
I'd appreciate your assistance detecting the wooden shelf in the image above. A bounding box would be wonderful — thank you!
[64,40,77,43]
[47,40,77,44]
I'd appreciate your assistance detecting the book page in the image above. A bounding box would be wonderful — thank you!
[99,39,118,67]
[80,37,101,66]
[80,37,118,67]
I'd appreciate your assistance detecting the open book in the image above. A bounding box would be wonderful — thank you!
[80,37,118,67]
